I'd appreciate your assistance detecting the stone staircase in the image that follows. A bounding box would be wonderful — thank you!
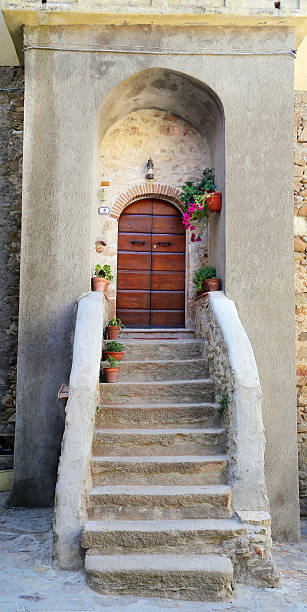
[82,329,246,601]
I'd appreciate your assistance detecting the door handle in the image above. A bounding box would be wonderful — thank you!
[131,240,146,245]
[156,241,171,246]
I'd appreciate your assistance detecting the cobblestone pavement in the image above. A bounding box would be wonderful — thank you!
[0,494,306,612]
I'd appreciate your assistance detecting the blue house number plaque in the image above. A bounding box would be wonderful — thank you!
[98,206,110,215]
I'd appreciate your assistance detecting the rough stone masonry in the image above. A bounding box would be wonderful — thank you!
[0,67,23,440]
[294,91,307,517]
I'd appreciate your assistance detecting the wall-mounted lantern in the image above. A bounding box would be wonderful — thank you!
[146,158,154,180]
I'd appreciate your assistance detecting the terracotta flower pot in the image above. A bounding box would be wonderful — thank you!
[206,192,222,213]
[103,367,119,383]
[103,351,124,361]
[92,277,109,294]
[106,326,121,339]
[205,278,221,292]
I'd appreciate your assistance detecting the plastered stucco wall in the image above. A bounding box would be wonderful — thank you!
[10,23,300,538]
[96,108,210,326]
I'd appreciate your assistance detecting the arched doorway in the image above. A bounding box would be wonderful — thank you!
[117,198,186,328]
[95,68,224,327]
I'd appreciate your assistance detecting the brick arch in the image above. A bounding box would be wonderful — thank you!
[110,183,184,219]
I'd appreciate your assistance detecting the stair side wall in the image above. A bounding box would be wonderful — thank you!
[195,291,268,514]
[53,291,107,570]
[194,291,279,584]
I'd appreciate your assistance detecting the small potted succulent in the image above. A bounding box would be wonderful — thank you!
[103,340,125,361]
[193,266,221,295]
[103,356,119,383]
[92,264,113,294]
[106,318,124,340]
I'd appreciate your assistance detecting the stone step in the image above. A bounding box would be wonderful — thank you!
[91,455,228,486]
[100,379,215,404]
[82,518,245,555]
[101,358,209,382]
[87,484,232,520]
[121,328,195,339]
[92,427,226,456]
[115,339,204,361]
[96,402,220,428]
[85,553,233,601]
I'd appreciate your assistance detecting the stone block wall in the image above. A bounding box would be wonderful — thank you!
[0,67,23,437]
[294,91,307,516]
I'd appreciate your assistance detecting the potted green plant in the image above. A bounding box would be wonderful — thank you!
[103,340,125,361]
[106,318,124,340]
[193,266,221,295]
[92,264,113,294]
[103,356,119,383]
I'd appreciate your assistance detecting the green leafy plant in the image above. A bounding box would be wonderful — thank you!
[105,356,119,368]
[108,318,124,328]
[193,266,216,292]
[180,169,217,239]
[179,168,216,212]
[95,264,113,281]
[219,391,229,421]
[105,341,124,352]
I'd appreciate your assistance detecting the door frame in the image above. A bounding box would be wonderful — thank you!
[110,184,199,329]
[116,197,187,328]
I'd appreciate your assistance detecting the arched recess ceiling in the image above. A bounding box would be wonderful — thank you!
[97,68,224,164]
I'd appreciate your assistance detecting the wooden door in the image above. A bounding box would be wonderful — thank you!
[117,199,185,327]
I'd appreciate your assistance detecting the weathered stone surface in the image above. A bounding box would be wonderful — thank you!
[122,328,195,338]
[53,292,106,570]
[294,91,307,517]
[101,378,215,404]
[102,358,209,382]
[85,553,233,601]
[87,484,233,521]
[1,503,306,612]
[0,67,23,430]
[298,125,307,143]
[194,292,280,583]
[96,402,220,428]
[298,203,307,217]
[91,454,228,486]
[82,518,245,554]
[118,339,205,361]
[92,426,226,456]
[294,236,306,252]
